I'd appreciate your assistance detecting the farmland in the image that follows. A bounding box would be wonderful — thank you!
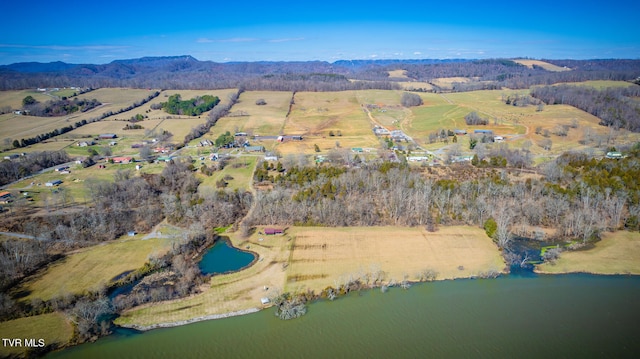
[116,225,505,328]
[278,91,379,154]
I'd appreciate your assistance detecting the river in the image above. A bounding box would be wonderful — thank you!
[48,273,640,358]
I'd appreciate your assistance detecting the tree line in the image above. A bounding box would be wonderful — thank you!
[0,150,70,186]
[22,97,101,117]
[247,145,640,250]
[530,84,640,132]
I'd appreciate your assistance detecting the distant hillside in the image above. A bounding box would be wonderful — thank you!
[1,61,79,73]
[1,56,639,91]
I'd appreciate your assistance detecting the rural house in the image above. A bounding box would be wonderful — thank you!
[0,191,12,204]
[111,156,133,164]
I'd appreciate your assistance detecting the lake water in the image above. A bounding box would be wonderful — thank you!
[49,273,640,358]
[198,239,255,275]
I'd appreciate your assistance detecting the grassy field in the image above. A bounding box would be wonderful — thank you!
[278,91,379,154]
[14,235,176,302]
[0,113,78,146]
[558,80,638,89]
[0,89,52,110]
[197,155,258,193]
[197,91,293,150]
[536,231,640,275]
[0,313,73,357]
[115,225,504,328]
[431,77,473,90]
[285,226,506,291]
[513,59,572,72]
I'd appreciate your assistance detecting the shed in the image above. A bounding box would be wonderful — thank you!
[260,297,270,305]
[45,180,63,187]
[264,228,284,235]
[99,133,117,139]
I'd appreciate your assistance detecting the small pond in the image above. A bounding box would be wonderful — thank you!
[198,238,256,275]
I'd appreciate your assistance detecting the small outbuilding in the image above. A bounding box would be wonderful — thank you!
[45,180,63,187]
[264,228,284,235]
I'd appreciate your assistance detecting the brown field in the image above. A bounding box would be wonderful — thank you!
[0,113,78,145]
[514,59,571,72]
[203,91,292,141]
[0,313,73,357]
[536,231,640,275]
[0,89,52,110]
[387,69,410,79]
[278,91,379,154]
[285,226,506,291]
[115,225,505,328]
[430,77,473,90]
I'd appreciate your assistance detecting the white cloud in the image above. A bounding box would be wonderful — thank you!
[268,37,304,43]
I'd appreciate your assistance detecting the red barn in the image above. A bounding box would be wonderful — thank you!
[264,228,283,235]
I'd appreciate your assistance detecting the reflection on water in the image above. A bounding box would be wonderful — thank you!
[49,274,640,358]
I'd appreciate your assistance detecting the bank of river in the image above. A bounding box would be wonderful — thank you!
[48,273,640,358]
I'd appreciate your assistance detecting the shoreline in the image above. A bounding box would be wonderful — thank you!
[118,308,262,331]
[533,268,637,276]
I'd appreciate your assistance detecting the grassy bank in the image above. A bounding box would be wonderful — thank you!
[536,231,640,275]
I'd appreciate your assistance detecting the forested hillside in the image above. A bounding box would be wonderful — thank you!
[1,56,639,92]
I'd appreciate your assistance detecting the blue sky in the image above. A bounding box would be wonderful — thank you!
[0,0,638,64]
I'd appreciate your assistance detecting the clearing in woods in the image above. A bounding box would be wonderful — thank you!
[14,234,176,302]
[513,59,572,72]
